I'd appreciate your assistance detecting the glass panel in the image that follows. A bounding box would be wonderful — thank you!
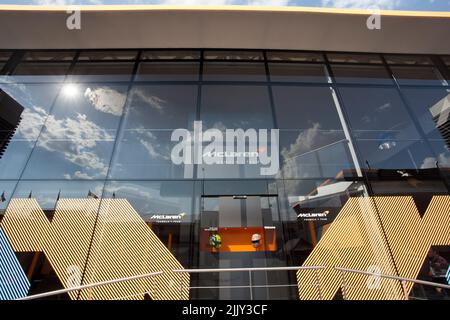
[110,130,192,179]
[272,86,342,130]
[197,130,279,179]
[23,51,75,62]
[12,180,104,210]
[401,88,450,168]
[21,83,127,179]
[109,85,197,179]
[280,131,351,179]
[78,50,138,61]
[385,55,433,65]
[428,140,450,168]
[338,86,420,140]
[391,66,446,86]
[68,62,134,82]
[141,50,200,60]
[204,51,263,60]
[10,63,71,83]
[268,63,328,83]
[102,180,200,268]
[202,180,268,196]
[266,51,323,62]
[200,85,273,130]
[135,62,199,81]
[278,179,368,289]
[401,88,450,140]
[356,139,437,170]
[338,86,433,170]
[202,62,266,82]
[0,83,61,179]
[327,53,382,64]
[331,64,392,84]
[124,85,197,129]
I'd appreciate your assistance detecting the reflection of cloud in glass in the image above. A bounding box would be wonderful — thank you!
[281,123,324,160]
[84,87,126,117]
[18,107,48,141]
[281,123,346,179]
[132,88,167,113]
[19,106,112,179]
[421,153,450,169]
[378,102,392,111]
[64,171,94,180]
[134,128,170,160]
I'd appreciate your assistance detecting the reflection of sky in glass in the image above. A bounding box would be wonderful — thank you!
[11,180,105,209]
[0,181,16,210]
[0,83,61,179]
[0,51,448,203]
[19,84,128,180]
[103,181,199,221]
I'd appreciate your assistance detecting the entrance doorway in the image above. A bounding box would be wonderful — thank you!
[192,194,296,299]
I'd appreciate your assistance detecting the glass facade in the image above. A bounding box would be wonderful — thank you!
[0,50,449,300]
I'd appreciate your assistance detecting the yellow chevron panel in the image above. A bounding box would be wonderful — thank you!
[297,196,404,300]
[1,198,50,252]
[43,198,100,300]
[375,196,450,296]
[297,195,450,300]
[76,199,189,300]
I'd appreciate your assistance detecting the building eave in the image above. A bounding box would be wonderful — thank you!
[0,5,449,53]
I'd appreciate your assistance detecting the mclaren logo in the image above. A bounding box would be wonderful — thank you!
[149,213,187,223]
[297,210,330,221]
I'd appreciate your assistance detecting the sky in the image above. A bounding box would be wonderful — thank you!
[0,0,448,12]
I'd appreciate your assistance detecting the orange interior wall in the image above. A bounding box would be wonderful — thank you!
[200,227,277,253]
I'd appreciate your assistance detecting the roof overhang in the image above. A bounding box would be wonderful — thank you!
[0,5,450,54]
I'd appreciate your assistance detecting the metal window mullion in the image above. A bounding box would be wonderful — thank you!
[380,54,440,167]
[323,54,363,179]
[75,50,143,300]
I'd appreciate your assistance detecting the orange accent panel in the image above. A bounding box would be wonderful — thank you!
[200,227,277,253]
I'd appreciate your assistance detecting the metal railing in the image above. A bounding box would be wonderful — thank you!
[173,266,326,300]
[18,271,163,300]
[17,265,449,300]
[335,266,450,300]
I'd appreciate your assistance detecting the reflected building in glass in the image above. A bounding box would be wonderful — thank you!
[0,6,449,300]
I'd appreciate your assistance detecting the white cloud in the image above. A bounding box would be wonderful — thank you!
[106,183,152,200]
[280,123,344,178]
[421,153,450,169]
[247,0,290,5]
[18,107,48,141]
[155,0,229,4]
[321,0,401,10]
[84,87,126,117]
[131,88,167,113]
[19,107,112,179]
[135,129,170,160]
[33,0,102,5]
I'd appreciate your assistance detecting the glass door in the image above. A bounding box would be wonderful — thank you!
[191,194,293,299]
